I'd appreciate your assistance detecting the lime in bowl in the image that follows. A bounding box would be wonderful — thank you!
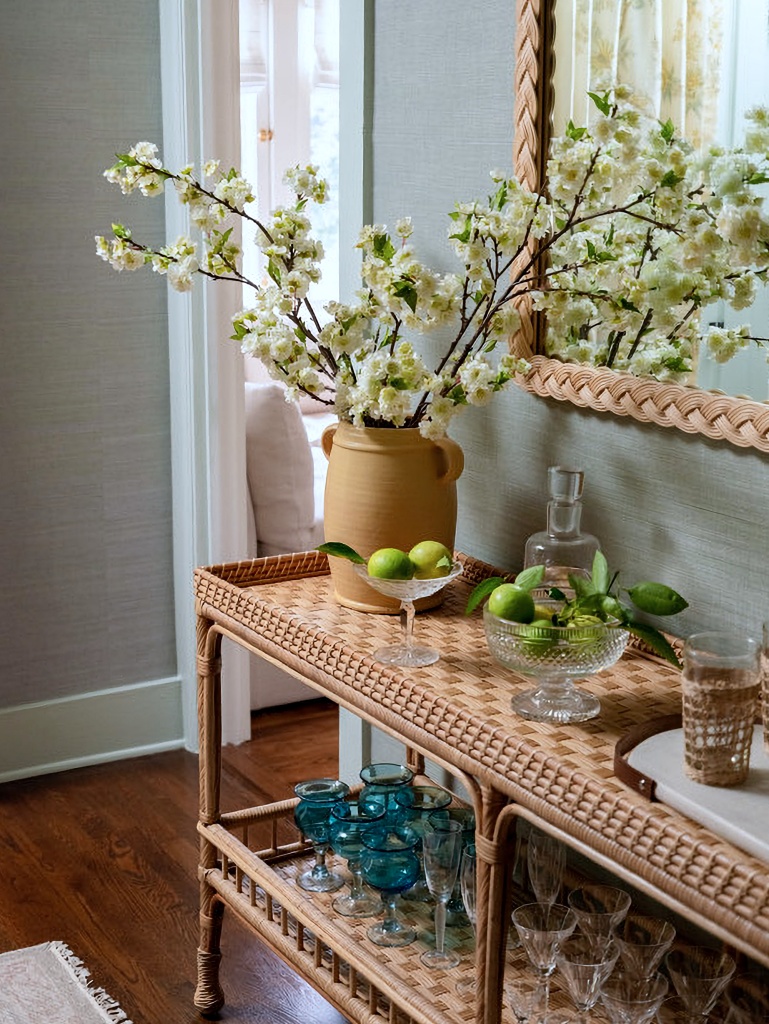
[483,596,629,724]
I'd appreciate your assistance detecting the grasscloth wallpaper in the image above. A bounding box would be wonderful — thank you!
[0,1,175,708]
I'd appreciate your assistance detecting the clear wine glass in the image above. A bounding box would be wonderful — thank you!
[664,946,736,1021]
[555,935,620,1022]
[612,913,675,979]
[512,902,577,1018]
[566,884,632,947]
[293,778,350,892]
[456,841,477,996]
[328,797,386,917]
[359,826,421,947]
[599,967,669,1024]
[352,561,463,667]
[428,805,476,923]
[484,594,629,723]
[527,828,566,906]
[420,818,463,969]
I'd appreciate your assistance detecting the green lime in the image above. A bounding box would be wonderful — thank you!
[408,540,453,579]
[487,584,535,623]
[367,547,415,580]
[518,619,557,651]
[533,602,556,623]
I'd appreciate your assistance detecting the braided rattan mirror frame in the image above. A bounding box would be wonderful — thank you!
[511,0,769,453]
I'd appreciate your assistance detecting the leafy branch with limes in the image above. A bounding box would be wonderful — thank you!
[466,551,688,667]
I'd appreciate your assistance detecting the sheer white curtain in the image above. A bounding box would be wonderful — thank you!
[553,0,725,146]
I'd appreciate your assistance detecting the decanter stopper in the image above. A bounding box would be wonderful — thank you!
[523,466,601,588]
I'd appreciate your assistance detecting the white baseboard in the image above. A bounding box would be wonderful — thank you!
[0,677,185,782]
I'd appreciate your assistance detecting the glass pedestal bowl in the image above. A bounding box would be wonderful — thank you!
[353,561,464,667]
[483,597,629,724]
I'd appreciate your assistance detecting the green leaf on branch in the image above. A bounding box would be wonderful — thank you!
[267,258,282,286]
[513,565,545,592]
[588,91,612,116]
[566,121,587,141]
[626,581,688,617]
[660,119,675,143]
[372,233,396,262]
[625,621,682,668]
[391,280,418,312]
[590,551,611,594]
[659,170,684,188]
[316,542,366,564]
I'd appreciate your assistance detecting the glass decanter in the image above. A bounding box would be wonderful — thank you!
[523,466,600,588]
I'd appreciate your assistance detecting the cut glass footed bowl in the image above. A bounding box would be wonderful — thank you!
[353,561,463,667]
[484,594,629,724]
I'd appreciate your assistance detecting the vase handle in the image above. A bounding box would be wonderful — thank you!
[321,422,338,461]
[434,437,464,483]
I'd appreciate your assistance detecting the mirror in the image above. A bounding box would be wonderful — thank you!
[511,0,769,452]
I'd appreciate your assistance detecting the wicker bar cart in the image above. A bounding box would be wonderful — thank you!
[193,551,769,1024]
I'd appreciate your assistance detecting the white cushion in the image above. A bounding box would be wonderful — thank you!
[244,382,317,557]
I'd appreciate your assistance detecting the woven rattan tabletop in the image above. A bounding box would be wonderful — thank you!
[194,550,769,966]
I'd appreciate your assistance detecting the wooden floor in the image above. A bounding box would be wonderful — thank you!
[0,699,350,1024]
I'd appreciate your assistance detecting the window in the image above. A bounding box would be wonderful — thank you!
[239,0,340,309]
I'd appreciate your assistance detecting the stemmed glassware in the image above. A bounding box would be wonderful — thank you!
[512,902,577,1019]
[664,946,736,1021]
[599,967,669,1023]
[613,914,675,980]
[567,884,632,947]
[420,818,463,969]
[555,935,620,1022]
[328,797,386,917]
[358,761,414,822]
[293,778,350,892]
[527,828,566,906]
[456,841,477,996]
[429,805,476,923]
[353,561,463,667]
[359,826,421,947]
[394,784,452,901]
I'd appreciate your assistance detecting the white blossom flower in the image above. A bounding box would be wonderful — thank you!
[98,89,769,431]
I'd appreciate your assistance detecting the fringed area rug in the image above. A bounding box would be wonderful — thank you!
[0,942,133,1023]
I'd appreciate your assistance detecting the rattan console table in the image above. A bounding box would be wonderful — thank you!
[193,551,769,1024]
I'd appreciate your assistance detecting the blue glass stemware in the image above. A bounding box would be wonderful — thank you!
[293,778,350,893]
[328,797,386,917]
[394,784,452,901]
[358,762,414,824]
[360,827,421,947]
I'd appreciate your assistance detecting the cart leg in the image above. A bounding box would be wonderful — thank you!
[194,888,225,1015]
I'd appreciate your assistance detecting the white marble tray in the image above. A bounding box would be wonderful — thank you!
[628,724,769,863]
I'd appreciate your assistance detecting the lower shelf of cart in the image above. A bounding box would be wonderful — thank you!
[202,820,480,1024]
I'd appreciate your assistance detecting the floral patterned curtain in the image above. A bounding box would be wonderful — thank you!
[553,0,725,147]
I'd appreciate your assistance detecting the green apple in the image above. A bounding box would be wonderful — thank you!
[367,547,415,580]
[408,540,453,579]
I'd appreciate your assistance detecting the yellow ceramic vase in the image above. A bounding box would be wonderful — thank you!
[321,422,464,613]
